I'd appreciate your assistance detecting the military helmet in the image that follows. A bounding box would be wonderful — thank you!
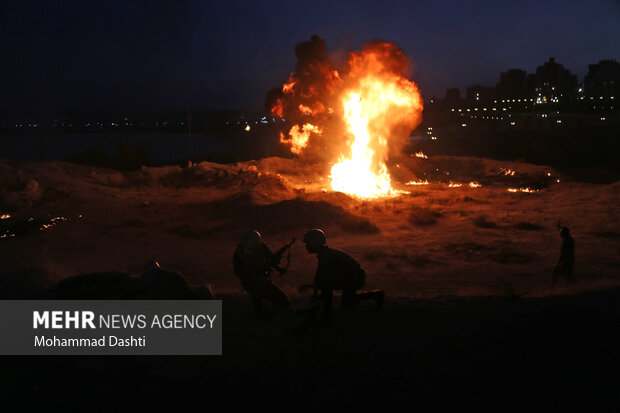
[303,229,326,248]
[144,260,161,271]
[242,230,262,250]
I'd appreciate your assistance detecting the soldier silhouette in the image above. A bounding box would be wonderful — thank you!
[233,230,290,318]
[299,229,384,325]
[552,226,575,285]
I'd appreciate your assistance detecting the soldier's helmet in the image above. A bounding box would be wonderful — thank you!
[144,260,161,271]
[560,227,570,237]
[242,230,262,250]
[303,229,327,248]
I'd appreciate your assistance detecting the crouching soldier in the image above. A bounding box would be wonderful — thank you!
[233,230,290,317]
[300,228,384,324]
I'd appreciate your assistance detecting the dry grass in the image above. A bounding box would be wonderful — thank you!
[168,222,237,239]
[159,168,209,188]
[338,215,379,233]
[597,231,620,239]
[409,206,443,226]
[473,215,498,228]
[362,248,434,268]
[513,221,543,231]
[444,242,489,260]
[488,248,534,264]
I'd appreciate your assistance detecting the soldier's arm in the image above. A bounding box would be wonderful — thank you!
[261,243,274,258]
[312,268,319,296]
[233,247,257,278]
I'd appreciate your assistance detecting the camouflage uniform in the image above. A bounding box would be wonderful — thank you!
[233,243,290,311]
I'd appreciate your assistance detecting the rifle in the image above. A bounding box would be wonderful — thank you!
[268,237,296,275]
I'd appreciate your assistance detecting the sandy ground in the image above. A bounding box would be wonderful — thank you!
[1,155,618,298]
[1,156,619,409]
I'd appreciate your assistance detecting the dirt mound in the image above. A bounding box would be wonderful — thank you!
[172,193,377,238]
[258,156,331,178]
[0,269,53,299]
[214,193,378,233]
[608,180,620,193]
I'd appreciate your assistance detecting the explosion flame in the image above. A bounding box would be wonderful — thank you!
[267,36,423,198]
[279,123,323,155]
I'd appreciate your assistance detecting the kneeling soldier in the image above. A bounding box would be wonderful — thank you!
[301,228,384,323]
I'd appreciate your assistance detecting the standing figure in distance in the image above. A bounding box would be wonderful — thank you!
[301,228,384,324]
[552,226,575,285]
[233,230,290,318]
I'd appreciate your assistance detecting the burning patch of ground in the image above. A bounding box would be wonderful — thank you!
[397,155,558,191]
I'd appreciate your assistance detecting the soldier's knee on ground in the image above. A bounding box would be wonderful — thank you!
[274,291,291,308]
[264,283,290,308]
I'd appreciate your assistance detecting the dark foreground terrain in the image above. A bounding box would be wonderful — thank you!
[3,288,619,411]
[1,155,619,410]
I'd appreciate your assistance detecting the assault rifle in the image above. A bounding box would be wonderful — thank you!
[268,237,296,275]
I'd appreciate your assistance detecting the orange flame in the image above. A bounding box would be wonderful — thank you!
[331,45,423,197]
[406,180,429,186]
[298,102,326,115]
[271,99,284,117]
[280,123,322,154]
[507,187,538,193]
[282,76,297,95]
[298,104,312,114]
[271,38,423,197]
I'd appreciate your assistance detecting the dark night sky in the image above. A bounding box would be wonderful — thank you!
[1,0,619,113]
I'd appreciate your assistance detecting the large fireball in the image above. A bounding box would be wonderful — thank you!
[267,36,423,198]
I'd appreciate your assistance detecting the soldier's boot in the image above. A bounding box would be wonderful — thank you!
[373,290,385,309]
[314,296,333,326]
[354,290,385,310]
[294,304,320,335]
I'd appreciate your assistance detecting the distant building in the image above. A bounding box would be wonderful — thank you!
[466,85,494,105]
[497,69,530,99]
[584,59,620,99]
[532,57,578,104]
[442,87,462,109]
